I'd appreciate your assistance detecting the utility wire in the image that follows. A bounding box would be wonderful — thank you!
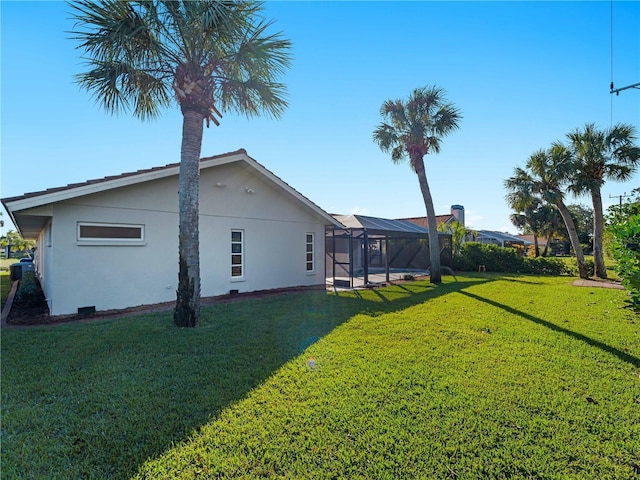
[610,0,614,126]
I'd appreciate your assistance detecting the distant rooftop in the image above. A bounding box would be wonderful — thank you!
[398,215,455,228]
[476,230,532,245]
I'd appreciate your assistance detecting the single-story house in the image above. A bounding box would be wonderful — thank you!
[2,149,342,316]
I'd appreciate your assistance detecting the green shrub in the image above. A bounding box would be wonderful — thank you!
[523,256,571,275]
[455,242,523,273]
[15,270,39,307]
[560,258,595,278]
[609,214,640,310]
[455,242,578,276]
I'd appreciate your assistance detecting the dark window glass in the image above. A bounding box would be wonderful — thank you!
[79,225,142,239]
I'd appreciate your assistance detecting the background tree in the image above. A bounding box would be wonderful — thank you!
[505,181,566,258]
[536,204,565,257]
[0,230,36,258]
[437,219,466,259]
[507,195,545,257]
[373,86,461,283]
[604,187,640,259]
[609,212,640,309]
[566,204,593,253]
[504,144,589,279]
[566,123,640,279]
[606,187,640,225]
[70,1,291,327]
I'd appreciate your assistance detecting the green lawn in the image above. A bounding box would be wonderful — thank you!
[1,257,14,269]
[1,257,23,310]
[0,256,26,270]
[1,271,12,310]
[2,274,638,479]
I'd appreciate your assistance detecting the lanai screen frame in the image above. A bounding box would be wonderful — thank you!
[325,225,452,288]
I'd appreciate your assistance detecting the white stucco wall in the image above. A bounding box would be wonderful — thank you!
[32,160,329,315]
[198,162,326,296]
[34,221,54,312]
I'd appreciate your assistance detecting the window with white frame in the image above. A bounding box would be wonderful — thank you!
[77,222,145,245]
[306,233,315,272]
[231,230,244,278]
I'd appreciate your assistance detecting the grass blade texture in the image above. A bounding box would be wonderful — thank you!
[2,274,638,479]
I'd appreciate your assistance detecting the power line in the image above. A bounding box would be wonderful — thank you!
[610,82,640,96]
[610,0,614,125]
[609,192,633,207]
[609,0,640,98]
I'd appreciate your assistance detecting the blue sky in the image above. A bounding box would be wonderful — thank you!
[2,1,639,235]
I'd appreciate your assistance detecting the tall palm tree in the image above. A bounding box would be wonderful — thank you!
[505,144,589,279]
[373,86,462,283]
[566,123,640,279]
[70,1,291,327]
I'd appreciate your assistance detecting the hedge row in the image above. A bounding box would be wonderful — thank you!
[453,242,593,276]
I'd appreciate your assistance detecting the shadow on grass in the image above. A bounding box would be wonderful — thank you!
[458,290,640,368]
[497,275,549,285]
[1,276,492,479]
[332,276,487,309]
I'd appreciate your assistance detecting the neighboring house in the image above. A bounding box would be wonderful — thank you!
[2,149,341,316]
[517,234,550,253]
[399,204,465,230]
[470,230,531,249]
[517,234,544,247]
[517,234,568,256]
[400,205,532,252]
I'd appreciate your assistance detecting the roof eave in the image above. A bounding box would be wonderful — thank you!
[240,153,342,227]
[3,149,341,229]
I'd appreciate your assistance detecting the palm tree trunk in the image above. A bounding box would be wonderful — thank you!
[543,234,553,257]
[533,233,540,257]
[174,110,203,327]
[413,156,441,283]
[591,188,607,279]
[556,200,589,279]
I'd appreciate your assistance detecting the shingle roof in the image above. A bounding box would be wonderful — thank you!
[517,234,549,246]
[3,149,341,238]
[1,149,248,204]
[398,215,454,228]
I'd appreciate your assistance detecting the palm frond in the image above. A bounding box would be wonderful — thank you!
[69,0,174,118]
[391,145,406,165]
[504,167,538,211]
[372,123,400,154]
[373,85,462,169]
[70,0,292,122]
[567,122,640,194]
[522,148,570,206]
[217,75,289,119]
[75,59,171,119]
